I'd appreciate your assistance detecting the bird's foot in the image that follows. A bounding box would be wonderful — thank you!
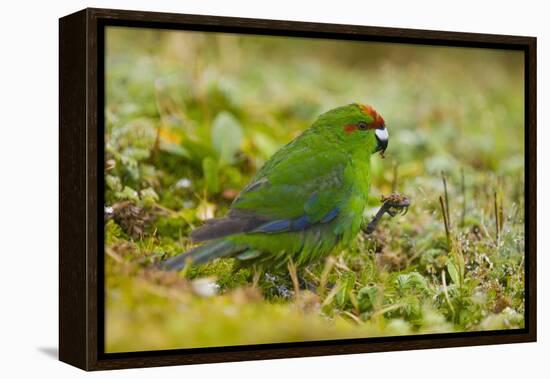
[381,193,410,216]
[298,276,318,292]
[363,193,410,234]
[263,272,317,299]
[264,273,294,299]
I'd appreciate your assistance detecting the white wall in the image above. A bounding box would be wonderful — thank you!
[0,0,546,377]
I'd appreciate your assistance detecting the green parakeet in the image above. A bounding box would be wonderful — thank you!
[160,103,389,272]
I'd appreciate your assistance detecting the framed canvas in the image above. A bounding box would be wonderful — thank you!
[59,8,537,371]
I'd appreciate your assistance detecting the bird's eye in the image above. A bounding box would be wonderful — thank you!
[357,121,368,130]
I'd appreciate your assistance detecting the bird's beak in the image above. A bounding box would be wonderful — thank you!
[375,127,389,156]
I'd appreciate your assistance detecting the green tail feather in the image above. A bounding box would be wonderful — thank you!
[158,240,244,271]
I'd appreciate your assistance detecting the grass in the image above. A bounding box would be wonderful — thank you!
[104,27,525,353]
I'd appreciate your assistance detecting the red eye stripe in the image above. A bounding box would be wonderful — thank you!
[344,124,358,134]
[343,122,378,134]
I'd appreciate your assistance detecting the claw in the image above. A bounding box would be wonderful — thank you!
[363,193,411,235]
[381,193,410,213]
[387,209,398,217]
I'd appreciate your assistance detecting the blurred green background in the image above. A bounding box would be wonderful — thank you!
[104,26,525,353]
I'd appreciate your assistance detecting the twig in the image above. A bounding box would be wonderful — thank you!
[152,203,178,215]
[461,168,466,228]
[498,191,504,235]
[319,257,335,296]
[287,258,300,296]
[441,171,451,228]
[304,268,320,285]
[479,215,496,245]
[342,310,363,325]
[439,196,451,249]
[441,270,455,317]
[321,283,341,308]
[371,303,405,318]
[334,258,352,272]
[252,268,261,288]
[349,291,360,315]
[494,191,500,243]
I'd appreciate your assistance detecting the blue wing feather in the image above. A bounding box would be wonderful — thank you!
[251,207,339,235]
[291,215,311,231]
[320,208,339,223]
[253,219,291,233]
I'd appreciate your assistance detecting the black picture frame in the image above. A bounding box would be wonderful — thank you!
[59,7,537,371]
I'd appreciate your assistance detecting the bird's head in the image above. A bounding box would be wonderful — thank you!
[315,103,388,156]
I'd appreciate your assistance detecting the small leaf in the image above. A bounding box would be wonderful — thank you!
[202,157,220,194]
[408,272,428,291]
[159,142,189,158]
[105,174,122,192]
[457,251,465,281]
[115,186,139,202]
[357,285,378,312]
[447,260,460,286]
[336,272,356,307]
[211,111,243,164]
[122,147,150,161]
[396,272,428,293]
[140,187,159,207]
[396,274,410,290]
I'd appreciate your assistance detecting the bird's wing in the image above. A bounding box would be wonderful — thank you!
[191,142,350,242]
[234,144,347,220]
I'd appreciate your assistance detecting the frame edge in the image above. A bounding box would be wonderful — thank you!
[59,9,89,371]
[526,37,536,342]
